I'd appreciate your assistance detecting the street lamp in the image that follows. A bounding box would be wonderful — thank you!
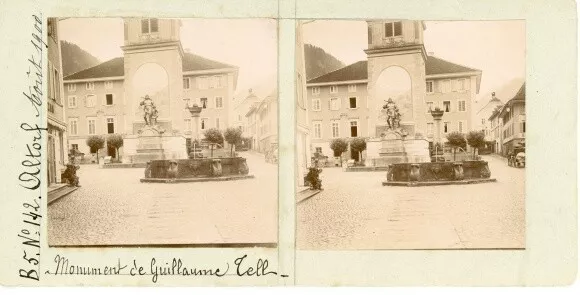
[430,107,445,158]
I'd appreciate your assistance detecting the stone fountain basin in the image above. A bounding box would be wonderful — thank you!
[383,160,496,186]
[141,157,252,183]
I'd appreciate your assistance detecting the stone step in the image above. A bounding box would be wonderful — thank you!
[48,185,78,205]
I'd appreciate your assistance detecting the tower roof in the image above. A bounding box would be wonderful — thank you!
[64,52,236,81]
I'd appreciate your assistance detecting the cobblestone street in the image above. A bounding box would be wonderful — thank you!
[48,152,278,246]
[297,155,525,250]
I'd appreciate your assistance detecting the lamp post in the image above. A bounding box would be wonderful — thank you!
[185,99,203,157]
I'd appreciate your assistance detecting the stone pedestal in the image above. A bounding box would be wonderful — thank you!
[366,131,431,167]
[123,125,187,164]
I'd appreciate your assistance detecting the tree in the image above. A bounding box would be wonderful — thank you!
[350,137,367,164]
[466,130,486,158]
[203,128,224,158]
[224,127,243,157]
[86,135,105,164]
[107,134,124,161]
[330,138,348,167]
[446,132,466,161]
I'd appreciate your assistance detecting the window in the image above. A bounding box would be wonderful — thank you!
[69,118,78,136]
[350,120,358,137]
[312,98,321,111]
[458,121,465,133]
[87,118,96,135]
[215,118,220,129]
[481,118,486,125]
[71,144,78,151]
[385,21,403,38]
[105,81,113,89]
[200,97,207,108]
[210,76,220,89]
[426,102,433,113]
[452,79,460,92]
[215,97,223,109]
[461,78,470,90]
[349,97,358,109]
[368,26,372,44]
[106,117,115,134]
[183,77,190,89]
[426,81,433,93]
[313,122,322,139]
[427,123,434,135]
[443,101,451,112]
[141,18,158,34]
[348,84,356,92]
[330,85,338,93]
[68,96,77,108]
[330,98,341,110]
[201,118,208,130]
[443,122,450,133]
[521,122,526,133]
[86,95,96,107]
[197,77,209,89]
[331,121,340,138]
[441,80,450,93]
[315,147,323,154]
[458,100,466,112]
[67,84,76,92]
[54,68,60,103]
[86,82,94,90]
[184,119,191,131]
[106,94,114,105]
[312,87,320,95]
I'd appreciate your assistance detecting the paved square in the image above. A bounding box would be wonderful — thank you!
[297,155,525,250]
[48,152,278,246]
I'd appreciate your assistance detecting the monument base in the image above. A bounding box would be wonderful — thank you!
[366,130,430,167]
[122,126,187,164]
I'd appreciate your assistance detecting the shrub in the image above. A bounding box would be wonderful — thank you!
[203,128,224,157]
[106,134,124,161]
[466,130,486,158]
[446,132,466,161]
[224,127,243,156]
[350,137,367,163]
[86,135,105,164]
[330,138,348,167]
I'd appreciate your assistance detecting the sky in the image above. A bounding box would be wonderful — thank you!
[302,20,526,102]
[59,18,278,99]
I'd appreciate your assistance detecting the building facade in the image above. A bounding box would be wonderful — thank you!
[306,20,481,163]
[296,21,311,185]
[47,18,68,184]
[63,18,238,159]
[244,91,278,154]
[489,83,526,156]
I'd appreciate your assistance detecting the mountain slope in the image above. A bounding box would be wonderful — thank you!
[60,41,100,77]
[304,44,345,81]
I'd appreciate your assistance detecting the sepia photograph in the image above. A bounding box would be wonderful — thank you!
[46,17,279,247]
[296,20,526,250]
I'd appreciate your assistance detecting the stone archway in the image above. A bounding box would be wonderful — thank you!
[374,66,413,135]
[131,62,169,123]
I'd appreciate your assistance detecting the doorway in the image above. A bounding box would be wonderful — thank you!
[48,134,56,185]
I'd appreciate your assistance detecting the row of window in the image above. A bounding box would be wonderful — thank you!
[183,75,226,90]
[426,78,470,94]
[69,117,116,136]
[67,81,114,92]
[426,121,467,135]
[195,96,224,109]
[184,117,221,131]
[426,100,466,113]
[312,120,360,139]
[312,96,360,111]
[311,84,358,95]
[68,94,115,108]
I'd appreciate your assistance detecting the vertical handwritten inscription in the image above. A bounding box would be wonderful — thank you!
[18,14,47,282]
